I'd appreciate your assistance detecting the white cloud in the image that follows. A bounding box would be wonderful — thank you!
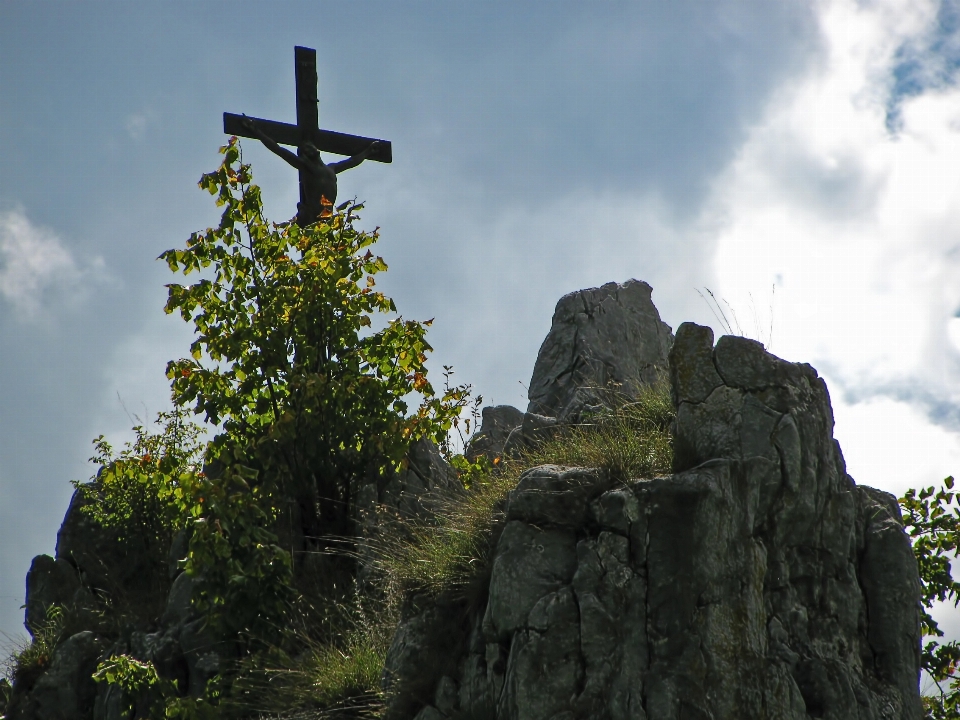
[124,109,156,142]
[0,209,82,317]
[700,0,960,496]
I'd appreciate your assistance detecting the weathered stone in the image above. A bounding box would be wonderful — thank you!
[411,705,447,720]
[7,631,106,720]
[669,322,722,406]
[505,466,607,530]
[381,309,922,720]
[382,595,470,720]
[23,555,82,636]
[502,413,560,458]
[467,405,526,463]
[859,486,923,712]
[482,521,577,642]
[499,587,582,720]
[179,618,221,697]
[526,280,673,422]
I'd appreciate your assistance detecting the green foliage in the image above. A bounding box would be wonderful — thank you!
[161,137,468,558]
[92,655,220,720]
[155,137,467,647]
[3,605,65,691]
[900,476,960,717]
[89,137,471,714]
[73,406,204,552]
[162,135,467,461]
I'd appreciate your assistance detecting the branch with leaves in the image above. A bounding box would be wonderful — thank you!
[901,476,960,718]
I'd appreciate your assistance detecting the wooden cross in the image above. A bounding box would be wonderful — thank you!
[223,46,392,226]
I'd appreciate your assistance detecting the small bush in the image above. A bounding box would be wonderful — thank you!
[3,605,66,693]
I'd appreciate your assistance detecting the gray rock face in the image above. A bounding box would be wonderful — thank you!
[468,280,674,464]
[382,321,922,720]
[465,405,526,464]
[23,556,87,637]
[526,279,674,422]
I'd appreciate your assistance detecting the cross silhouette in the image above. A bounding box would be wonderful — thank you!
[223,46,392,227]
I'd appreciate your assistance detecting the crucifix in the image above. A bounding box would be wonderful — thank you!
[223,46,392,227]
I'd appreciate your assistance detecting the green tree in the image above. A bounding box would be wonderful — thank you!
[900,476,960,718]
[75,406,204,554]
[160,136,469,635]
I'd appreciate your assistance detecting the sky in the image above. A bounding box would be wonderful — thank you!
[2,0,960,676]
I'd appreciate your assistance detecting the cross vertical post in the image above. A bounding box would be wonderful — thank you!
[294,47,321,224]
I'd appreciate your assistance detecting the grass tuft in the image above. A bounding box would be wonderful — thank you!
[2,605,66,692]
[226,592,392,719]
[374,380,675,596]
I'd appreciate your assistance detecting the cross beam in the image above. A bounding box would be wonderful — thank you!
[223,46,392,225]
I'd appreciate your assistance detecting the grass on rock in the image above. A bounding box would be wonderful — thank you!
[375,379,675,596]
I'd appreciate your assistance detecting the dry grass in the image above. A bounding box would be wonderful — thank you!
[374,380,674,596]
[1,605,66,693]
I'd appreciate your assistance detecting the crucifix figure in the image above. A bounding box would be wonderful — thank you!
[224,46,392,227]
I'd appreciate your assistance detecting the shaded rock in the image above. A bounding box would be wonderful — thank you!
[357,438,464,532]
[466,405,526,463]
[7,631,106,720]
[23,556,87,637]
[55,487,170,623]
[504,466,608,530]
[382,595,471,720]
[526,279,673,422]
[501,413,559,459]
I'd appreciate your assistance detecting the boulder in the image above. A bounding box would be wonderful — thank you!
[526,279,674,422]
[381,318,922,720]
[465,405,526,463]
[468,280,674,462]
[23,556,87,638]
[55,487,169,618]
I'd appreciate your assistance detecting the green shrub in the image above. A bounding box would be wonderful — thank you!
[3,605,66,694]
[159,137,470,645]
[900,477,960,718]
[74,405,204,558]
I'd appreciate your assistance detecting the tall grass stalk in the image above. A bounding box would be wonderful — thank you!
[226,592,392,719]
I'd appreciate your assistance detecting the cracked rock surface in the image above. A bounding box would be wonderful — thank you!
[382,320,922,720]
[468,279,674,463]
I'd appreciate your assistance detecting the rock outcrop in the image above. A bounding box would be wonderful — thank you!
[382,313,922,719]
[6,279,924,720]
[467,280,674,462]
[526,279,674,421]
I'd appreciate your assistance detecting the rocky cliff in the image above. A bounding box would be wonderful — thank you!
[5,279,922,720]
[382,283,922,720]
